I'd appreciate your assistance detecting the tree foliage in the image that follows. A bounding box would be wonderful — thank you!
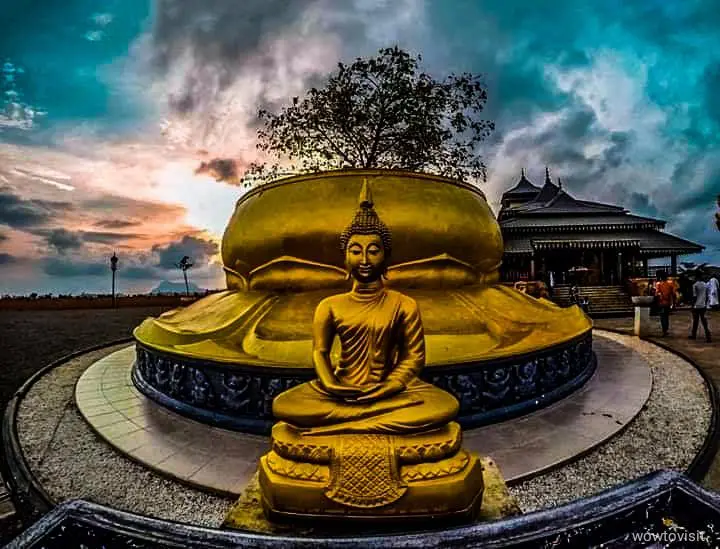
[246,46,494,184]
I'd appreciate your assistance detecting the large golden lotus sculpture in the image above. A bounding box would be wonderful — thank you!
[133,170,593,431]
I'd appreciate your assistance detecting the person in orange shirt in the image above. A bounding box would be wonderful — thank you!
[655,271,677,336]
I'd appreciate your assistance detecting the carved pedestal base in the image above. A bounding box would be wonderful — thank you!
[257,422,484,523]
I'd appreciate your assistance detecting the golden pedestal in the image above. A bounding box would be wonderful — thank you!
[258,422,484,522]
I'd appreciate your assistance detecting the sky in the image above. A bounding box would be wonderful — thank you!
[1,0,719,295]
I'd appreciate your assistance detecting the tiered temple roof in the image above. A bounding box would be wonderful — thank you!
[498,170,704,259]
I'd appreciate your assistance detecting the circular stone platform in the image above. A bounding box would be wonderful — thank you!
[10,330,711,529]
[74,332,643,495]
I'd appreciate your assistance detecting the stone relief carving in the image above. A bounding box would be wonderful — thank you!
[133,333,594,426]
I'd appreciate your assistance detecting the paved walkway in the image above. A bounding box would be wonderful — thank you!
[595,308,720,489]
[74,332,652,495]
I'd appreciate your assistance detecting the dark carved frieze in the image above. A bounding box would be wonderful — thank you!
[133,332,594,434]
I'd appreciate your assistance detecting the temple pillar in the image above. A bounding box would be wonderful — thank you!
[530,257,536,280]
[671,255,677,276]
[617,252,623,282]
[600,251,605,284]
[642,258,649,278]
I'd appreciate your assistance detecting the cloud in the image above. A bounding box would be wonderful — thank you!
[80,231,143,244]
[126,0,427,157]
[628,192,660,218]
[152,234,219,269]
[45,228,83,254]
[94,219,142,229]
[121,265,162,279]
[195,158,239,185]
[42,257,107,277]
[5,0,720,296]
[80,194,186,220]
[0,187,73,228]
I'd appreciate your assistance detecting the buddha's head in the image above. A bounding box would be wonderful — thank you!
[339,180,391,283]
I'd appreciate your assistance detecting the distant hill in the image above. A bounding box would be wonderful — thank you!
[151,280,203,295]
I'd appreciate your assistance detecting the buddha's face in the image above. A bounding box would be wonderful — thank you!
[345,234,386,283]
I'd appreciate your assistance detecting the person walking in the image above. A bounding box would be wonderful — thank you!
[654,271,676,336]
[690,274,712,342]
[707,274,719,310]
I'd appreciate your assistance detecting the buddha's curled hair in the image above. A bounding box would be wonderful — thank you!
[339,180,392,257]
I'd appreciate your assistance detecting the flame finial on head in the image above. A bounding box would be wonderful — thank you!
[358,178,374,208]
[339,178,392,256]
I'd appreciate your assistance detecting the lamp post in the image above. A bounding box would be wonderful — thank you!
[110,252,119,308]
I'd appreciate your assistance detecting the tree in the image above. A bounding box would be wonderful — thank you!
[175,256,194,297]
[246,46,494,184]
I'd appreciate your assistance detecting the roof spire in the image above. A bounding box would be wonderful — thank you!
[558,178,563,189]
[521,167,526,178]
[545,166,552,185]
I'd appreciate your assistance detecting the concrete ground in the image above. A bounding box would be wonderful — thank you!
[594,307,720,489]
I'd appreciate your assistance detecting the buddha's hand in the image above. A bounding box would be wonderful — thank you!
[354,379,405,402]
[320,381,374,398]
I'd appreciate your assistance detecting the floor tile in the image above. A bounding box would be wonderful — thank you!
[74,333,655,492]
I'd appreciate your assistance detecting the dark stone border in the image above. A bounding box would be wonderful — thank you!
[133,331,595,435]
[599,327,720,482]
[1,339,133,526]
[6,470,720,548]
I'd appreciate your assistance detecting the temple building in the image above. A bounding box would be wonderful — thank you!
[498,169,705,285]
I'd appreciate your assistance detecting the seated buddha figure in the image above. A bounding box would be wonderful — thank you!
[259,182,484,521]
[272,184,459,435]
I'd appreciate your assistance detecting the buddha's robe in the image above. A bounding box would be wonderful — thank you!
[272,286,459,435]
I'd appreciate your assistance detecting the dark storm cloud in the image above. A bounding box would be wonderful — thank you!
[151,0,311,72]
[150,0,314,116]
[628,192,660,218]
[497,106,637,196]
[81,231,142,244]
[195,159,239,185]
[0,253,18,265]
[33,227,139,252]
[94,219,141,229]
[503,107,598,158]
[42,257,106,277]
[122,265,161,279]
[153,235,218,269]
[702,61,720,128]
[144,0,415,130]
[0,188,73,228]
[46,228,83,254]
[671,169,720,214]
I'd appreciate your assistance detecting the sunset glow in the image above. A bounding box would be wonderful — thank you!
[1,0,719,295]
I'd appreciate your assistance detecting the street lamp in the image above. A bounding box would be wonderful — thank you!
[110,252,119,308]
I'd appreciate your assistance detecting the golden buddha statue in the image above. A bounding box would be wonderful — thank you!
[272,182,458,436]
[258,181,484,520]
[133,169,592,433]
